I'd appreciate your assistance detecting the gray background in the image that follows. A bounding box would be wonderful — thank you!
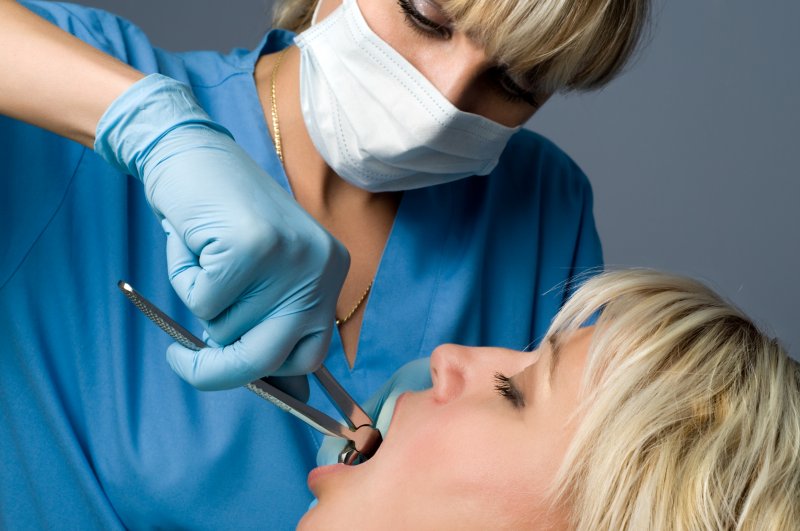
[63,0,799,357]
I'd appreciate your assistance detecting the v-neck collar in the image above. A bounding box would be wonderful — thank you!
[231,29,448,398]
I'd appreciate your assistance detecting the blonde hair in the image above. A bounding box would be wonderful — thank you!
[271,0,650,94]
[544,270,800,530]
[272,0,316,34]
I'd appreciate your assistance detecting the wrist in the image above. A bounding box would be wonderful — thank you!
[93,73,232,179]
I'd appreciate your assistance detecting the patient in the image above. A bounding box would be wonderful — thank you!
[299,270,800,530]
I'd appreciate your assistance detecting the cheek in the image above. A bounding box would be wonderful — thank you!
[372,397,492,486]
[357,0,402,43]
[522,409,578,490]
[425,429,547,527]
[311,401,552,528]
[356,0,446,79]
[474,91,538,127]
[391,406,535,509]
[315,0,344,23]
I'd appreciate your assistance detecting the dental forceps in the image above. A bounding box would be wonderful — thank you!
[117,280,382,465]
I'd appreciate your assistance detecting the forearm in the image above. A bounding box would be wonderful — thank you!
[0,0,144,147]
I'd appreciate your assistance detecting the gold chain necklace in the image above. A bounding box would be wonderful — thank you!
[270,47,373,327]
[270,48,288,164]
[334,280,374,327]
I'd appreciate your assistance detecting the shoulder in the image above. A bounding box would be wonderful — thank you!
[468,128,594,223]
[21,1,153,62]
[438,128,597,243]
[496,128,592,201]
[19,1,255,82]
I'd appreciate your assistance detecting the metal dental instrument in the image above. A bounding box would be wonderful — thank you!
[117,280,382,465]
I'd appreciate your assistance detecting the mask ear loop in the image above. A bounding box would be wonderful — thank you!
[310,0,324,25]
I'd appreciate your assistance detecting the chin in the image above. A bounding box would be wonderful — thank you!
[296,504,322,531]
[297,503,362,531]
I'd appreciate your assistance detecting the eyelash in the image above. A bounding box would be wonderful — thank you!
[396,0,540,108]
[397,0,452,39]
[500,73,541,109]
[494,372,525,409]
[496,73,541,107]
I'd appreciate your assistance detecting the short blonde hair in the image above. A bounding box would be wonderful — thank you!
[545,270,800,530]
[272,0,316,34]
[272,0,650,94]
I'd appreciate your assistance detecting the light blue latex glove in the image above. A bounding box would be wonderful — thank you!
[316,358,432,466]
[95,74,349,389]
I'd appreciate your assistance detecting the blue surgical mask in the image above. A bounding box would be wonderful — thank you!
[294,0,520,192]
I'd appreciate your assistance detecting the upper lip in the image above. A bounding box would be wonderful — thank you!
[378,391,413,442]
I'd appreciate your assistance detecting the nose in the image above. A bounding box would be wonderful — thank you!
[424,35,490,112]
[430,344,542,403]
[430,343,472,403]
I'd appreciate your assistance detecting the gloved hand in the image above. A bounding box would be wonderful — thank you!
[95,74,349,390]
[317,358,432,466]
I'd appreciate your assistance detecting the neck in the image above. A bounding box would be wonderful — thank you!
[255,45,401,367]
[257,45,383,217]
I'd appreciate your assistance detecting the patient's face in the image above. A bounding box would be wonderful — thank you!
[299,327,593,530]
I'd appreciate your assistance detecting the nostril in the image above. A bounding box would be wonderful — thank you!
[430,344,466,403]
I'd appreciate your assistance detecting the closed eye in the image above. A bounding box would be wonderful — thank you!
[397,0,452,39]
[494,372,525,409]
[494,68,541,108]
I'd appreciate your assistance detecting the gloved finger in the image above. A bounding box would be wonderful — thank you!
[166,341,256,390]
[169,338,310,400]
[199,234,346,346]
[272,326,333,376]
[167,313,320,389]
[201,329,222,348]
[371,358,432,434]
[165,216,272,323]
[179,224,281,322]
[203,285,272,347]
[163,219,212,318]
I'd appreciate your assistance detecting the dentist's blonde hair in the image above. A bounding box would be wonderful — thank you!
[272,0,650,94]
[545,270,800,530]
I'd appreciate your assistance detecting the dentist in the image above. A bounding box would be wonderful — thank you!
[0,0,649,528]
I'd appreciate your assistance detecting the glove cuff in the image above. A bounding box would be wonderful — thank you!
[93,73,233,180]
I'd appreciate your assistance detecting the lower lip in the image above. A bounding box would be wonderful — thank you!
[307,394,416,491]
[307,463,347,490]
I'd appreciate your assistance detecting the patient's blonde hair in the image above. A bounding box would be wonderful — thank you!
[272,0,650,94]
[545,270,800,530]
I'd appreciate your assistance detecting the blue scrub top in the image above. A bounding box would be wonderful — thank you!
[0,2,602,529]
